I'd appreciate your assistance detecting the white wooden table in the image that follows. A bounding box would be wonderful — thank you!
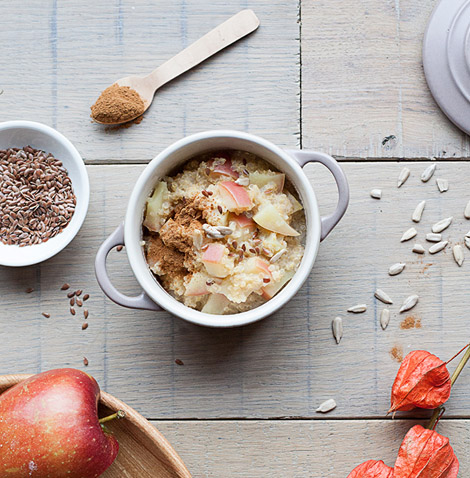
[2,1,470,476]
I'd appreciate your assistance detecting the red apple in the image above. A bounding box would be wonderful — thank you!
[0,368,119,478]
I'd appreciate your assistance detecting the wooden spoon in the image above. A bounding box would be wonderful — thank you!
[93,9,260,125]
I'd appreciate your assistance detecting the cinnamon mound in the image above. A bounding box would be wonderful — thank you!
[91,84,145,124]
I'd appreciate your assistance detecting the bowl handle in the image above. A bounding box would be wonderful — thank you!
[286,150,349,241]
[95,223,162,311]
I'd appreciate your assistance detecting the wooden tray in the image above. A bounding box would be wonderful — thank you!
[0,374,191,478]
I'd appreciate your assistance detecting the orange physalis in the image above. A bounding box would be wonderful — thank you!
[389,350,451,413]
[347,460,394,477]
[394,425,459,478]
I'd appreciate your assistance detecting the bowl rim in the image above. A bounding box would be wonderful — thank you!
[0,120,90,267]
[124,130,321,327]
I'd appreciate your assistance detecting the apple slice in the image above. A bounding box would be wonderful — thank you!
[249,171,285,192]
[261,270,295,300]
[201,293,230,314]
[209,159,239,179]
[253,203,300,236]
[244,257,273,280]
[185,273,210,297]
[229,213,256,231]
[218,181,252,212]
[143,181,168,232]
[202,243,231,278]
[287,191,303,213]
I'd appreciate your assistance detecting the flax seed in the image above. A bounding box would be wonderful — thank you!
[83,294,89,301]
[70,307,76,316]
[60,283,70,290]
[76,298,83,307]
[42,312,50,318]
[82,322,88,330]
[70,298,75,306]
[84,309,89,319]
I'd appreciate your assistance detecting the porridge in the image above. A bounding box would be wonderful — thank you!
[142,150,305,314]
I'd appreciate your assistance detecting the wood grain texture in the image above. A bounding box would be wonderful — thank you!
[1,162,470,419]
[155,419,470,477]
[0,0,299,162]
[301,0,470,159]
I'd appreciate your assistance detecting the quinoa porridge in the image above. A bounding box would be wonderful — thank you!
[142,150,305,314]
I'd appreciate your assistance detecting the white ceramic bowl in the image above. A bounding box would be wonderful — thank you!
[96,131,349,327]
[0,121,90,267]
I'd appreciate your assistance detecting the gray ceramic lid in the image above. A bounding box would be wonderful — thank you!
[423,0,470,135]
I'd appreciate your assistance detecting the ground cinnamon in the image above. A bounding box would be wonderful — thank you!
[400,316,422,330]
[90,84,145,124]
[390,345,404,363]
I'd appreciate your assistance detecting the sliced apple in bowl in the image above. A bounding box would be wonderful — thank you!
[143,181,168,232]
[249,171,285,192]
[218,181,252,213]
[261,270,295,300]
[201,243,231,278]
[253,203,300,236]
[208,159,239,180]
[201,293,230,314]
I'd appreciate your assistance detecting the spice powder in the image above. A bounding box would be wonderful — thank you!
[91,84,145,124]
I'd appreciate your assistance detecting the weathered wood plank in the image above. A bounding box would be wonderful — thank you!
[0,0,300,162]
[301,0,470,159]
[155,419,470,477]
[1,162,470,418]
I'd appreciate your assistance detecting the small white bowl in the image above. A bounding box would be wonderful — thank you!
[0,121,89,267]
[96,130,349,328]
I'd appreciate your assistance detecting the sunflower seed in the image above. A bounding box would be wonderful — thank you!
[429,240,448,254]
[400,294,419,313]
[397,167,410,188]
[432,217,453,233]
[465,200,470,219]
[389,263,406,276]
[412,243,425,254]
[426,233,442,243]
[380,308,390,330]
[412,200,426,223]
[465,237,470,250]
[270,249,287,263]
[235,177,250,186]
[215,226,234,236]
[316,399,337,413]
[421,163,436,182]
[332,317,343,344]
[347,304,367,313]
[401,227,417,242]
[375,289,393,304]
[453,245,464,267]
[202,224,224,239]
[436,178,448,193]
[193,230,203,250]
[466,231,470,238]
[370,189,382,199]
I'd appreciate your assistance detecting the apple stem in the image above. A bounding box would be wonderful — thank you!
[99,410,126,425]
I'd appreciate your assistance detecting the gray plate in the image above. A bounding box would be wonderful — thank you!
[423,0,470,135]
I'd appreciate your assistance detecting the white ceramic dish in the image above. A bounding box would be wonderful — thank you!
[0,121,89,267]
[95,130,349,328]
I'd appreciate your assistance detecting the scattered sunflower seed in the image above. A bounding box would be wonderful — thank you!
[429,240,448,254]
[436,178,448,193]
[380,308,391,330]
[400,294,419,313]
[412,243,425,254]
[370,189,382,199]
[332,317,343,344]
[347,304,367,313]
[412,200,426,223]
[465,237,470,250]
[316,398,337,413]
[432,217,453,233]
[426,233,442,243]
[401,227,417,242]
[389,263,406,276]
[421,163,436,182]
[453,245,464,267]
[375,289,393,304]
[202,223,224,239]
[397,167,410,188]
[465,200,470,220]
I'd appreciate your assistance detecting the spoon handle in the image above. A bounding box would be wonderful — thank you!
[147,9,260,89]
